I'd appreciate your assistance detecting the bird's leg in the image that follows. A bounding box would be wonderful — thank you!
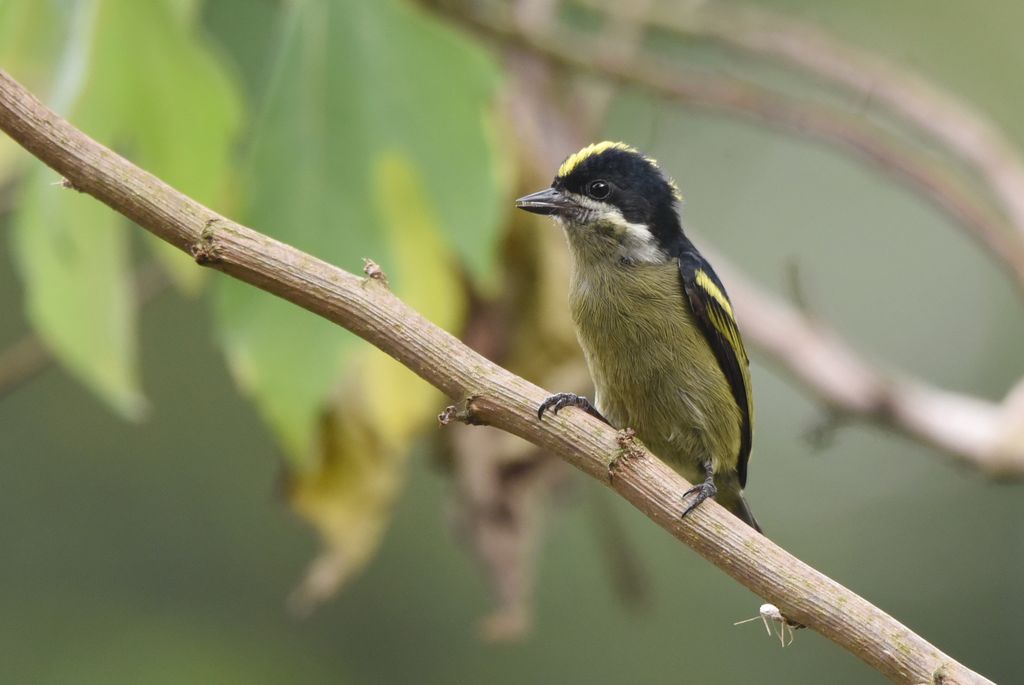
[537,392,610,425]
[680,460,717,519]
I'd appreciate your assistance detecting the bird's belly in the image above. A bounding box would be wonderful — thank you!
[593,353,736,484]
[569,262,741,481]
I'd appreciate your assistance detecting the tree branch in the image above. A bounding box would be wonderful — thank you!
[0,69,994,685]
[435,2,1024,478]
[0,332,49,397]
[438,2,1024,291]
[637,0,1024,245]
[712,254,1024,477]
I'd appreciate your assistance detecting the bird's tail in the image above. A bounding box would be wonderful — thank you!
[719,487,762,534]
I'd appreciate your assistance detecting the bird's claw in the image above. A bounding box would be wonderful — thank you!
[537,392,608,424]
[538,392,588,419]
[680,480,717,519]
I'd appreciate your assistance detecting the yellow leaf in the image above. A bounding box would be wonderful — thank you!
[288,152,470,611]
[286,394,407,616]
[363,151,465,433]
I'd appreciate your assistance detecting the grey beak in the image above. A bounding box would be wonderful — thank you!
[515,187,577,216]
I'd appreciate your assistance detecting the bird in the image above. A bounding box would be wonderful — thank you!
[515,141,759,531]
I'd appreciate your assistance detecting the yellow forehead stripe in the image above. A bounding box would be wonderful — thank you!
[557,140,684,202]
[557,141,635,178]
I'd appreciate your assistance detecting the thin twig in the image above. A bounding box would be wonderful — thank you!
[436,2,1024,477]
[438,3,1024,291]
[0,175,18,217]
[0,68,995,685]
[0,334,50,397]
[708,251,1024,478]
[634,0,1024,243]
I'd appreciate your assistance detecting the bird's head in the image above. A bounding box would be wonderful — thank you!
[516,141,685,263]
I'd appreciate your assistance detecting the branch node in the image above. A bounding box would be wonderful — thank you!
[191,218,223,265]
[58,176,81,192]
[932,664,953,684]
[362,258,390,288]
[785,257,817,319]
[438,405,458,426]
[438,396,486,427]
[804,410,848,451]
[608,427,645,485]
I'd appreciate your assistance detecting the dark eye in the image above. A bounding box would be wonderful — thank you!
[587,179,610,200]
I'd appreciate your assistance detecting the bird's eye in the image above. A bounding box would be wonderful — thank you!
[587,180,610,200]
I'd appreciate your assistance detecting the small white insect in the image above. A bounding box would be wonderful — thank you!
[734,603,799,647]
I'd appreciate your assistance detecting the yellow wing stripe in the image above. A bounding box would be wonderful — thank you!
[686,260,755,480]
[695,269,734,318]
[708,308,747,364]
[557,141,684,201]
[696,269,749,366]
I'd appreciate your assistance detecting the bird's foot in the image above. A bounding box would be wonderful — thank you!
[537,392,610,424]
[680,461,716,519]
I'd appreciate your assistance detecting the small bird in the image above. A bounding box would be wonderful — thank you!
[516,141,759,531]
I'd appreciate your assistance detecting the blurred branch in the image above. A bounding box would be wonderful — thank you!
[444,262,575,641]
[446,424,570,640]
[432,1,1024,478]
[710,253,1024,478]
[622,0,1024,248]
[0,176,17,217]
[0,70,995,685]
[571,0,655,128]
[0,334,49,398]
[588,484,652,609]
[435,1,1024,291]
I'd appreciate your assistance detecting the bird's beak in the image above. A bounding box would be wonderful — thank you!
[515,187,578,217]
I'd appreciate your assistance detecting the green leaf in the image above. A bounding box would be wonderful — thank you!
[200,0,284,107]
[361,151,466,434]
[0,0,69,182]
[287,152,471,610]
[12,173,145,418]
[218,0,501,466]
[0,0,66,86]
[76,0,243,293]
[7,0,242,418]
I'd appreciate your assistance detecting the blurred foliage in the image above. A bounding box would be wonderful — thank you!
[4,0,241,416]
[2,0,505,599]
[0,0,65,177]
[1,0,1023,684]
[287,153,467,612]
[216,0,500,466]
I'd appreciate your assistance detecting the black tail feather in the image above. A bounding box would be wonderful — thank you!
[726,491,762,534]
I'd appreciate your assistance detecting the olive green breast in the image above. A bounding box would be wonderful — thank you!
[567,256,743,481]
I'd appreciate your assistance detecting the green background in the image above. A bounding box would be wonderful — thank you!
[2,1,1022,683]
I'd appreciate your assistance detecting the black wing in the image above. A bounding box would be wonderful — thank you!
[679,252,753,487]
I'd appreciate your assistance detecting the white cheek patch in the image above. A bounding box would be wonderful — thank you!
[618,219,667,264]
[600,208,667,264]
[563,192,669,264]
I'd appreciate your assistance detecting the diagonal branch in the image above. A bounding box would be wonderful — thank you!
[436,3,1024,477]
[711,254,1024,477]
[0,69,994,685]
[440,3,1024,291]
[628,0,1024,243]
